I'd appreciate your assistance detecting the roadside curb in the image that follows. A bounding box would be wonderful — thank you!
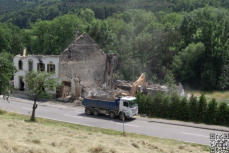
[7,96,79,109]
[137,117,229,132]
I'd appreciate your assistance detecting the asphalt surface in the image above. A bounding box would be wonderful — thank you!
[0,96,225,146]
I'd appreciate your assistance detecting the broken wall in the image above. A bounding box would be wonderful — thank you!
[60,33,109,99]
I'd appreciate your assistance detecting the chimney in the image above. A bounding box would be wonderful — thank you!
[23,48,27,57]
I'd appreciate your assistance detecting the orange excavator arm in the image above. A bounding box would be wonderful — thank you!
[130,73,146,97]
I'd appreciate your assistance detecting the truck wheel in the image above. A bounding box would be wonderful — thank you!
[109,112,115,119]
[93,110,99,116]
[119,112,125,121]
[85,108,91,115]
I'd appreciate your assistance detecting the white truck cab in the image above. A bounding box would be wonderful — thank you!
[119,96,138,119]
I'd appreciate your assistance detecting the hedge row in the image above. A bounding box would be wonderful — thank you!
[136,93,229,126]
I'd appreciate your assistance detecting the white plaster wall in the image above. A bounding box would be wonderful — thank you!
[13,55,60,94]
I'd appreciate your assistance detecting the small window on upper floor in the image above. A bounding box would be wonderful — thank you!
[37,62,45,72]
[18,60,23,70]
[47,64,55,73]
[28,60,33,72]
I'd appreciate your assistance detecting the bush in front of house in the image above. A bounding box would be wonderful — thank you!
[136,93,229,126]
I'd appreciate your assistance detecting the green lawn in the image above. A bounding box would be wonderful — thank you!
[187,90,229,104]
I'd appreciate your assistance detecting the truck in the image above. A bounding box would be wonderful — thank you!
[82,96,138,120]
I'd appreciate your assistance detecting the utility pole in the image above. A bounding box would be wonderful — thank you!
[122,115,125,136]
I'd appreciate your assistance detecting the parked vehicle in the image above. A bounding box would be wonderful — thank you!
[82,96,138,120]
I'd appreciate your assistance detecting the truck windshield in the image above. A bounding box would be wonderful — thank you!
[129,100,137,108]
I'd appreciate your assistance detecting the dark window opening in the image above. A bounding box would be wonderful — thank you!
[28,60,33,72]
[19,76,24,91]
[18,60,23,70]
[37,62,45,72]
[47,64,55,73]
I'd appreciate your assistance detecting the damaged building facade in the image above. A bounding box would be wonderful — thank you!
[13,54,59,94]
[13,33,116,99]
[59,33,116,99]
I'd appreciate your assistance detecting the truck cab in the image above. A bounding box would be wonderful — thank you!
[118,96,138,119]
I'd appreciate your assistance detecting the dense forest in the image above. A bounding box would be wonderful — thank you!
[1,0,229,90]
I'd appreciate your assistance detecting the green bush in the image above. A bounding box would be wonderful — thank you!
[152,93,164,117]
[205,98,217,124]
[216,102,228,125]
[197,94,207,122]
[179,97,189,121]
[188,95,198,122]
[136,93,229,126]
[160,96,170,118]
[169,94,181,119]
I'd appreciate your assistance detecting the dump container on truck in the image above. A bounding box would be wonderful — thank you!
[82,96,138,120]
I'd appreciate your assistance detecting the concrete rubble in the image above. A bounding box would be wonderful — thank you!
[83,79,185,101]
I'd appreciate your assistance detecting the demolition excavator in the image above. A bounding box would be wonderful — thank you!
[129,73,147,96]
[118,73,147,97]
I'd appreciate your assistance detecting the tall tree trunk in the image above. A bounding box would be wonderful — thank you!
[30,98,37,121]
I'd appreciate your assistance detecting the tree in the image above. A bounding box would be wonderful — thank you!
[179,97,189,121]
[216,102,229,125]
[25,71,59,121]
[197,94,207,122]
[178,7,229,89]
[169,94,181,119]
[205,98,217,124]
[0,23,24,55]
[0,52,16,98]
[172,42,205,86]
[188,95,198,121]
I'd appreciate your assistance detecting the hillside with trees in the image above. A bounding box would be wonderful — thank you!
[0,0,229,90]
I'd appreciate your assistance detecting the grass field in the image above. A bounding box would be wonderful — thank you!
[0,110,209,153]
[187,90,229,104]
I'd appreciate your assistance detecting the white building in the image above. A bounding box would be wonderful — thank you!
[13,54,60,93]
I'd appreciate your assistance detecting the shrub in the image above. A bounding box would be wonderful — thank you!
[137,93,228,126]
[146,94,154,116]
[205,98,217,124]
[216,102,228,126]
[152,93,164,117]
[169,94,181,119]
[160,96,170,118]
[197,94,207,122]
[188,95,198,122]
[179,97,189,121]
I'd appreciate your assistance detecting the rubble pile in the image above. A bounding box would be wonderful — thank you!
[82,80,176,101]
[114,80,169,96]
[83,87,117,101]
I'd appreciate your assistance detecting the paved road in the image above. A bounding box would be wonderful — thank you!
[0,97,224,145]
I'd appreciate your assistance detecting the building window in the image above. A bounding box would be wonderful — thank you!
[37,62,45,72]
[47,64,55,73]
[28,60,33,72]
[18,60,23,70]
[19,76,24,91]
